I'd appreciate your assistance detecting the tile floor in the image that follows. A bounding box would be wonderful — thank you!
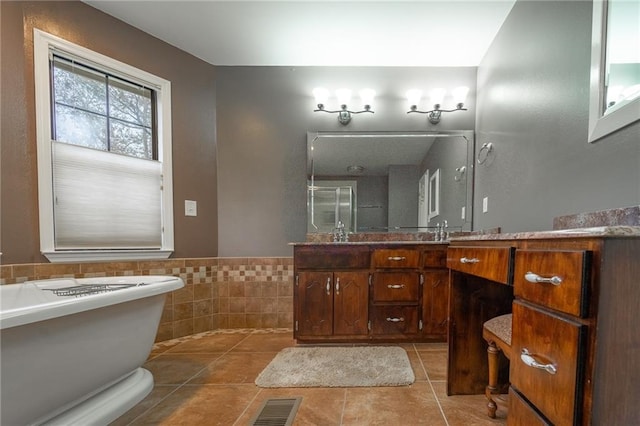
[111,329,507,426]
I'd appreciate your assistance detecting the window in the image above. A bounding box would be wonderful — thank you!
[34,29,174,262]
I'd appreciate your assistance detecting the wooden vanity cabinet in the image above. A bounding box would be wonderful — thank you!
[293,243,448,343]
[294,245,370,342]
[296,270,369,338]
[448,235,640,426]
[510,247,592,426]
[421,247,449,338]
[370,248,422,339]
[447,244,515,395]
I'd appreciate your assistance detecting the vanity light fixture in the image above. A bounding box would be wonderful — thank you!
[313,87,375,125]
[406,86,469,124]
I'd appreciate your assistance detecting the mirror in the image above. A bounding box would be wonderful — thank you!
[588,0,640,142]
[307,130,474,234]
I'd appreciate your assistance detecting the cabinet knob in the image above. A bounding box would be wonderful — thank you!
[525,271,562,286]
[520,348,557,375]
[386,317,405,322]
[387,284,405,289]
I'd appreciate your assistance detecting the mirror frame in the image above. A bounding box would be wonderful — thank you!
[588,0,640,143]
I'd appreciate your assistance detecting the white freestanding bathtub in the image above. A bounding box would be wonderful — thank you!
[0,275,183,426]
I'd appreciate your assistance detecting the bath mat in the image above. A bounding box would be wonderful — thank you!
[255,346,415,388]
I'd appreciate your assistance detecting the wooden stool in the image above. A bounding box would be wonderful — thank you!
[482,313,513,418]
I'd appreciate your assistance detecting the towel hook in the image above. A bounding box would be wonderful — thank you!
[477,142,493,165]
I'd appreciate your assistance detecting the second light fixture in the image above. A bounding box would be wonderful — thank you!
[406,86,469,124]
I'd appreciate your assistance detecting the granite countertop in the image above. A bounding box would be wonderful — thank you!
[295,207,639,245]
[290,240,449,246]
[449,226,640,241]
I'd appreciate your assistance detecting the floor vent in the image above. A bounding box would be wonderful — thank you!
[250,397,302,426]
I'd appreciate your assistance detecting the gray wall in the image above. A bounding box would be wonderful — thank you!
[216,67,477,256]
[474,0,640,232]
[421,135,471,230]
[388,165,420,228]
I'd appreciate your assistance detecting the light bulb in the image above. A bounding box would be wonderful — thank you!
[312,87,329,107]
[359,88,376,107]
[452,86,469,106]
[406,89,422,108]
[336,88,352,106]
[430,88,445,107]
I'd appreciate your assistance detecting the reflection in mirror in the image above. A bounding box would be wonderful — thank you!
[588,0,640,142]
[307,131,474,234]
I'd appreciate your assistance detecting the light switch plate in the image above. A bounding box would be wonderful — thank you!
[185,200,197,217]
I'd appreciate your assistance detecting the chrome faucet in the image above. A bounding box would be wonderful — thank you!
[333,221,348,242]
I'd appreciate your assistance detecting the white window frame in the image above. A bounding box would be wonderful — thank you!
[34,29,174,262]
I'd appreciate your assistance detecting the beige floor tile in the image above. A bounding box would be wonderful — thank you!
[115,331,505,426]
[165,333,249,354]
[110,385,178,426]
[126,384,259,426]
[143,353,220,385]
[229,331,296,352]
[413,342,448,351]
[187,352,276,385]
[431,382,507,426]
[341,382,446,425]
[417,348,448,381]
[406,350,428,382]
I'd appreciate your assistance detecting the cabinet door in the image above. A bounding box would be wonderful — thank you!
[333,271,369,336]
[296,271,333,337]
[422,270,449,337]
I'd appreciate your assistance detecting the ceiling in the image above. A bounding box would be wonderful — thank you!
[84,0,516,67]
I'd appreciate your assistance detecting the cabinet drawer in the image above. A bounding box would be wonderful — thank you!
[447,246,515,284]
[511,301,586,426]
[422,249,447,268]
[372,249,419,268]
[514,249,591,317]
[507,387,551,426]
[372,272,420,302]
[294,245,370,269]
[370,306,420,335]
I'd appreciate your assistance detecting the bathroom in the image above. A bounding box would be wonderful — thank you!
[1,0,638,424]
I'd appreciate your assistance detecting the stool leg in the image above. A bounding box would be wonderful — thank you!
[486,342,500,418]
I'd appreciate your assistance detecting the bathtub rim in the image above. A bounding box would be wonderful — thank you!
[0,275,183,330]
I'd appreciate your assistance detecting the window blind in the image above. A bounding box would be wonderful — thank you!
[52,141,162,249]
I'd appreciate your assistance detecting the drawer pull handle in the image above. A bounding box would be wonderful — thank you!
[520,348,557,375]
[386,317,405,322]
[460,257,480,264]
[326,278,331,295]
[387,284,405,289]
[336,278,340,295]
[387,256,406,261]
[525,271,562,286]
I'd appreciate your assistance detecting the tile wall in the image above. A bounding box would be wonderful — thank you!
[0,257,294,342]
